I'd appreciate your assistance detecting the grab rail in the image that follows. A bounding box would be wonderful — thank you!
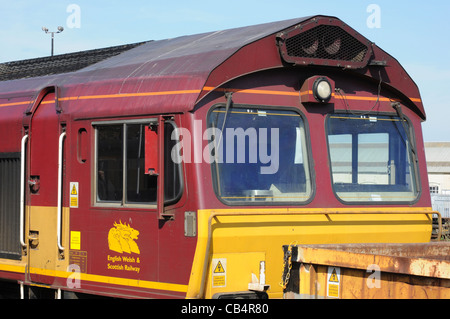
[57,132,66,251]
[20,135,28,248]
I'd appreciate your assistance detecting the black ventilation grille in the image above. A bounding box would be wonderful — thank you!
[0,154,21,260]
[0,41,148,82]
[278,20,372,69]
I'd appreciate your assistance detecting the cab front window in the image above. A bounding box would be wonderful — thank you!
[326,113,419,203]
[208,106,313,204]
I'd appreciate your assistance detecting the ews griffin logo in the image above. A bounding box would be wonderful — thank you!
[108,221,140,254]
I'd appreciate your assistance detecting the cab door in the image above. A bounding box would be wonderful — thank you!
[25,91,69,285]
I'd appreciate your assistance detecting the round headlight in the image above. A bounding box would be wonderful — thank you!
[313,77,332,103]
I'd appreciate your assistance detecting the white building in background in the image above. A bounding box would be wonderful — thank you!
[425,142,450,219]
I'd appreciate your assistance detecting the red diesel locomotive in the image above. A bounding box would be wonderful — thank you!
[0,15,435,299]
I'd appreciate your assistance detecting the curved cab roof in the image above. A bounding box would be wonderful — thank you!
[0,15,424,120]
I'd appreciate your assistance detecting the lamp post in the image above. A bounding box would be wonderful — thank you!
[42,26,64,56]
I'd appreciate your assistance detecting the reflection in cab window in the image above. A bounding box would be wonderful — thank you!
[96,121,182,206]
[97,125,123,201]
[208,106,312,204]
[126,124,157,203]
[327,114,419,203]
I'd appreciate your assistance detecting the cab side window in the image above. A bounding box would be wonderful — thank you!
[95,121,182,206]
[97,125,124,202]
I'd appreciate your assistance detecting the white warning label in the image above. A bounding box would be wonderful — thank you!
[211,258,227,288]
[70,182,79,208]
[327,266,340,298]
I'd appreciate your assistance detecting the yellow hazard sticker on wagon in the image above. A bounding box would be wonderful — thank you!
[327,266,340,298]
[70,182,79,208]
[212,258,226,288]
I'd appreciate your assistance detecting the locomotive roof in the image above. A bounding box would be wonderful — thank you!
[0,15,425,119]
[0,16,302,82]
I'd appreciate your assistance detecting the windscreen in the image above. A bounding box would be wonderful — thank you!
[327,114,419,203]
[208,106,312,203]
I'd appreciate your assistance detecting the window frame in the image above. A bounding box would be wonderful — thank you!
[207,103,315,206]
[325,111,421,205]
[93,118,183,209]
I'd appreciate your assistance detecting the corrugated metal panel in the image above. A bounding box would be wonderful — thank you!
[0,153,21,260]
[425,142,450,174]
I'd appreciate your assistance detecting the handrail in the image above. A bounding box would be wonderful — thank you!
[20,135,28,248]
[57,132,66,251]
[435,210,443,241]
[193,209,441,299]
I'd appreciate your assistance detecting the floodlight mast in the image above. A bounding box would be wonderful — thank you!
[42,26,64,56]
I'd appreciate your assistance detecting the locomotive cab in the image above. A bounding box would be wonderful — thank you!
[0,15,436,299]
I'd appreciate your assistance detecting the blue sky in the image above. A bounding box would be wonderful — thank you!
[1,0,449,142]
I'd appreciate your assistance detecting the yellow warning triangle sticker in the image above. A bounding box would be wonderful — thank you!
[71,184,78,195]
[329,268,339,283]
[214,261,225,273]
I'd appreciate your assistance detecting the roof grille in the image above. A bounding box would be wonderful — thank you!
[278,19,372,69]
[0,42,147,82]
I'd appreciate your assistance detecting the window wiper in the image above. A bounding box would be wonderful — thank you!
[391,102,417,160]
[392,101,419,198]
[216,92,233,151]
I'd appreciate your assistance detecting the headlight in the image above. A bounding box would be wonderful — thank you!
[313,77,332,103]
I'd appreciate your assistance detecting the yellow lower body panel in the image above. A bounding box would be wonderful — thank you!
[186,207,434,299]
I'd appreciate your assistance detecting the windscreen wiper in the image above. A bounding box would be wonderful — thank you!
[392,102,418,162]
[216,92,233,151]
